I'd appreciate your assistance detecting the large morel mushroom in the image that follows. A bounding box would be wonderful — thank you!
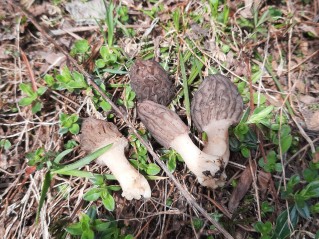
[129,59,175,106]
[80,117,151,200]
[191,74,243,167]
[137,100,224,188]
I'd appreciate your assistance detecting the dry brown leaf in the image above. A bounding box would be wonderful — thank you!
[228,161,257,213]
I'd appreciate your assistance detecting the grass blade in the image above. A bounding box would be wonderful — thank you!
[51,144,112,175]
[36,171,52,224]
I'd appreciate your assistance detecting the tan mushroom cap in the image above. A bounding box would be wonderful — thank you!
[191,74,243,131]
[80,117,128,152]
[137,100,188,149]
[129,59,175,106]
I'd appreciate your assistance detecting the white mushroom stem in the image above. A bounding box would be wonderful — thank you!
[170,133,223,188]
[202,120,231,165]
[96,139,151,200]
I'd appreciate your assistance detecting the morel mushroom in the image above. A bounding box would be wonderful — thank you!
[80,117,151,200]
[137,100,224,188]
[129,59,175,106]
[191,74,243,166]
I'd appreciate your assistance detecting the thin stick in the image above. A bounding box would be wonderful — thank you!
[7,1,233,238]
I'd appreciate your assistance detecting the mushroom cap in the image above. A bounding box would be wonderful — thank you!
[129,59,175,106]
[80,117,128,153]
[137,100,188,149]
[191,74,243,132]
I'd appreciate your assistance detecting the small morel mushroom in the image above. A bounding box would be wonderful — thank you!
[80,117,151,200]
[191,74,243,167]
[129,59,175,106]
[137,100,224,188]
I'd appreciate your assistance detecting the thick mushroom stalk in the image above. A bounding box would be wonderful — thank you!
[191,74,243,167]
[80,117,151,200]
[129,59,175,106]
[137,100,224,188]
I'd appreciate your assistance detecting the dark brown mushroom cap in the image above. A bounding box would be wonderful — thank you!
[80,117,127,152]
[129,59,175,106]
[191,74,243,132]
[137,100,188,148]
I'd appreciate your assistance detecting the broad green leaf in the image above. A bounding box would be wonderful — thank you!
[100,46,109,60]
[36,171,52,223]
[0,139,11,150]
[19,97,34,106]
[272,206,299,239]
[254,221,272,235]
[295,200,311,219]
[66,222,83,235]
[69,124,80,135]
[44,74,54,86]
[59,127,69,135]
[241,147,250,158]
[280,135,292,154]
[95,59,106,68]
[247,106,274,124]
[167,155,176,172]
[94,220,111,232]
[51,144,113,174]
[102,193,115,211]
[83,188,102,201]
[146,163,161,175]
[300,181,319,199]
[32,101,42,114]
[81,229,94,239]
[100,100,111,111]
[74,39,90,54]
[36,86,47,96]
[19,83,33,95]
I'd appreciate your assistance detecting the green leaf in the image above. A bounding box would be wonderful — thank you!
[36,86,47,96]
[36,171,52,223]
[146,163,161,175]
[54,148,74,164]
[19,97,34,106]
[279,135,292,154]
[83,188,102,201]
[81,229,94,239]
[95,59,106,68]
[300,181,319,199]
[69,124,80,135]
[19,83,33,95]
[59,127,69,135]
[72,71,87,88]
[107,185,121,191]
[32,101,42,114]
[74,39,90,54]
[254,221,272,235]
[101,192,115,211]
[0,139,11,150]
[44,74,55,86]
[272,206,299,239]
[247,106,274,124]
[66,222,83,235]
[241,147,250,158]
[100,46,109,60]
[295,200,311,219]
[100,100,112,111]
[51,144,113,174]
[94,220,111,232]
[167,155,176,172]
